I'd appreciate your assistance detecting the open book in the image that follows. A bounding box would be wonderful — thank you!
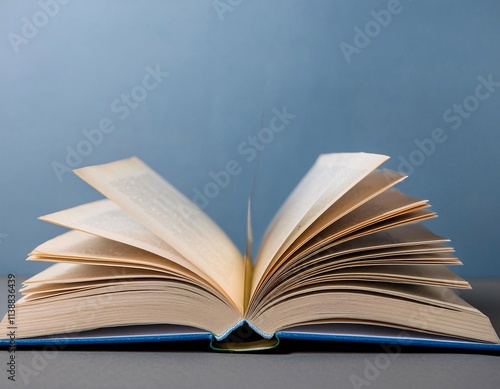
[1,153,499,351]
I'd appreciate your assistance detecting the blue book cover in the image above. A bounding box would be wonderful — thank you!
[2,324,500,353]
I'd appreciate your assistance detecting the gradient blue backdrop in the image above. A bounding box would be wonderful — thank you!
[0,0,499,277]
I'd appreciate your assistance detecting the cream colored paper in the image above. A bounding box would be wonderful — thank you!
[74,157,245,312]
[252,153,389,293]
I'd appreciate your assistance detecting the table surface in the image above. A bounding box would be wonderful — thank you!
[0,277,499,389]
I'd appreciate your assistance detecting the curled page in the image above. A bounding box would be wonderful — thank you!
[74,157,245,313]
[252,152,389,294]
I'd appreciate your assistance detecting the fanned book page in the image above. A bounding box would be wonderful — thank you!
[73,157,246,313]
[1,152,499,351]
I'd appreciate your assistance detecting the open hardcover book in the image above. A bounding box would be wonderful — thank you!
[1,153,499,351]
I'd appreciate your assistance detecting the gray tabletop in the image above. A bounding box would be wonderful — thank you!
[0,277,499,389]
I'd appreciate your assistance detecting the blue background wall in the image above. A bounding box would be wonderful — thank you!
[0,0,499,277]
